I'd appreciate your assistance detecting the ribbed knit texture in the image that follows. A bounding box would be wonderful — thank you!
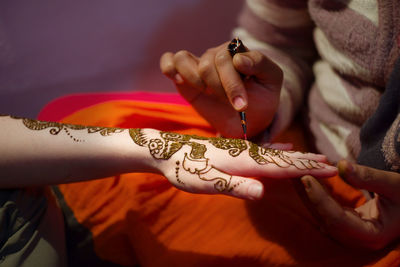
[234,0,400,163]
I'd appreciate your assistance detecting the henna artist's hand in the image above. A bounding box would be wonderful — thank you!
[301,160,400,250]
[160,42,283,138]
[132,129,337,200]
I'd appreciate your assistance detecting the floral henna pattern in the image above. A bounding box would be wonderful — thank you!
[208,137,247,157]
[181,152,233,192]
[5,112,323,193]
[6,115,125,142]
[129,129,235,192]
[129,129,321,170]
[248,142,322,169]
[129,129,322,193]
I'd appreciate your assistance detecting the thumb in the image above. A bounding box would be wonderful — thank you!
[233,51,283,91]
[228,177,264,201]
[338,160,400,202]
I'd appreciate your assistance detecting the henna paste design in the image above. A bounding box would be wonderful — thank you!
[3,113,323,192]
[182,152,232,192]
[129,128,147,146]
[6,115,124,142]
[230,179,245,191]
[129,129,234,192]
[248,142,322,169]
[175,160,184,184]
[208,138,247,157]
[129,129,322,193]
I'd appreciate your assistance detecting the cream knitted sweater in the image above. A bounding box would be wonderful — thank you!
[234,0,400,163]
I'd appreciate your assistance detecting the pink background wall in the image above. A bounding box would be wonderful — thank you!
[0,0,242,117]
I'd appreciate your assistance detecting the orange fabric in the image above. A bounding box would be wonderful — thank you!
[58,100,400,266]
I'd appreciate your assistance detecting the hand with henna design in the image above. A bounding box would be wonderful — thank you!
[0,115,337,201]
[160,41,283,139]
[136,129,337,200]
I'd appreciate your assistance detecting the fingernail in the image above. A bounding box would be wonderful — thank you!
[232,96,246,110]
[248,183,263,200]
[237,54,253,68]
[174,73,184,84]
[262,143,272,148]
[324,165,338,172]
[301,176,312,190]
[338,160,353,178]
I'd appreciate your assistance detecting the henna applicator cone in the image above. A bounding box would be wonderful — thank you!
[239,111,247,140]
[227,37,248,140]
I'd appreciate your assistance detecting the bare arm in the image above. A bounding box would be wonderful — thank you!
[0,115,155,186]
[0,115,337,200]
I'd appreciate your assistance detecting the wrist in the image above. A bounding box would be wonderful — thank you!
[123,128,164,174]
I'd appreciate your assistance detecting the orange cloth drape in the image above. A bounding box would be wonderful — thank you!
[57,100,400,266]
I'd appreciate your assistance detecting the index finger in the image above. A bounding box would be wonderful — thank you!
[215,48,248,111]
[160,52,178,79]
[338,160,400,203]
[300,175,386,250]
[234,51,283,91]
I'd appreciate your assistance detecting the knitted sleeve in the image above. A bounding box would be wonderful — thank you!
[358,56,400,172]
[233,0,316,141]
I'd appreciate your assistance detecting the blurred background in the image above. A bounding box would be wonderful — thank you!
[0,0,242,117]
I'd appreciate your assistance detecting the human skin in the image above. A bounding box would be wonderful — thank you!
[160,42,283,139]
[302,160,400,250]
[0,115,336,200]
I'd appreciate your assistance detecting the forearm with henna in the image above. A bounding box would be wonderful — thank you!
[0,115,335,198]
